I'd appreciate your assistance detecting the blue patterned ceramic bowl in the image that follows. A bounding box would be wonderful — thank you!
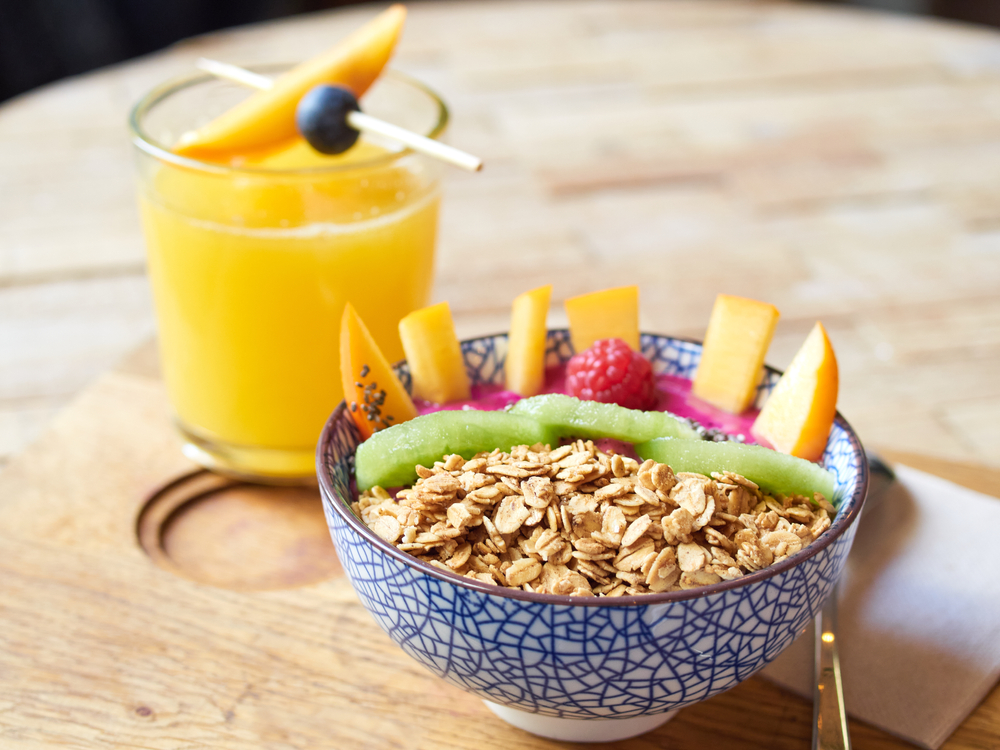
[317,331,868,742]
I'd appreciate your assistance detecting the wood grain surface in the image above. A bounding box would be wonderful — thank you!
[3,0,1000,747]
[2,0,1000,472]
[0,345,998,749]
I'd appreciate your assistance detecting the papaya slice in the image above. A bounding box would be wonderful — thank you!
[174,4,406,160]
[340,302,418,440]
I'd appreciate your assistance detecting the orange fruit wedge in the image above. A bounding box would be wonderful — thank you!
[340,302,418,440]
[751,322,839,461]
[174,4,406,161]
[692,295,780,414]
[398,302,471,404]
[564,286,640,352]
[506,284,552,396]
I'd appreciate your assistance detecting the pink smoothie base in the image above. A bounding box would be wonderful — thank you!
[413,365,765,446]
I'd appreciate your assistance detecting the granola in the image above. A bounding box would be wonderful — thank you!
[353,440,834,597]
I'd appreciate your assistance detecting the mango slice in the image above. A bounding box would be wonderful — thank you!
[506,285,552,396]
[398,301,471,404]
[355,411,558,491]
[636,437,836,504]
[510,394,699,442]
[752,322,838,461]
[340,303,418,440]
[692,295,780,414]
[565,286,640,352]
[175,5,406,160]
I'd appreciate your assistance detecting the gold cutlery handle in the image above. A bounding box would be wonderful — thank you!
[813,590,851,750]
[813,451,894,749]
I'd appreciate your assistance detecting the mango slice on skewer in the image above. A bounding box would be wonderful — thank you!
[175,4,406,160]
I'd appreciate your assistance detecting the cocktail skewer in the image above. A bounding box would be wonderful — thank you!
[196,58,483,172]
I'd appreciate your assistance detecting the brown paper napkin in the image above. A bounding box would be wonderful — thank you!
[761,464,1000,748]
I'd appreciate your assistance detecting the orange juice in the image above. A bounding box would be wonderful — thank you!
[131,72,445,480]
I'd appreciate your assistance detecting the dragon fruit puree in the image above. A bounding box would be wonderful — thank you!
[413,365,761,444]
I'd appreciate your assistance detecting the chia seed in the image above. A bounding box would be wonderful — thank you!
[678,416,742,443]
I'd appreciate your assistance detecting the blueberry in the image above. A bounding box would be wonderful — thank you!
[295,85,361,155]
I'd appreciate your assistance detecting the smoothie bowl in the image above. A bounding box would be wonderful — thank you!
[317,330,868,742]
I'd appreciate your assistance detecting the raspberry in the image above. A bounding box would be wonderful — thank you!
[566,338,657,410]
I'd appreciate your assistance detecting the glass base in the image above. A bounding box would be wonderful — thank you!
[483,702,678,743]
[177,421,317,485]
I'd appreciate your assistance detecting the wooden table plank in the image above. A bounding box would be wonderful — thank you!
[0,361,998,748]
[3,2,1000,742]
[4,0,1000,469]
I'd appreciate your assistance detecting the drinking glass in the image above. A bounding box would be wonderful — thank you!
[130,67,445,482]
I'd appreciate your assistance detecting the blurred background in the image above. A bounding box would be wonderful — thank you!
[2,0,999,103]
[5,0,1000,478]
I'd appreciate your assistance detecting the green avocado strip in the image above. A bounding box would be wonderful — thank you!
[354,410,559,491]
[509,394,700,442]
[635,437,837,504]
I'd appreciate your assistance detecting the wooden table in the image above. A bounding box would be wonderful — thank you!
[2,1,1000,748]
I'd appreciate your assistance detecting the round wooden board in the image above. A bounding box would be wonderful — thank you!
[137,471,343,591]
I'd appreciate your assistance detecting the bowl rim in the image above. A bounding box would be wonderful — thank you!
[317,330,870,608]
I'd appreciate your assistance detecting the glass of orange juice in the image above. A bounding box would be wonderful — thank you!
[130,67,444,482]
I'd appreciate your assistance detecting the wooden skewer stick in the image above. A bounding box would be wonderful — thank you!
[196,58,483,172]
[196,58,275,91]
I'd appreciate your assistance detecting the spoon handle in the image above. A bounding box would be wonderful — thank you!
[813,450,895,749]
[813,589,851,750]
